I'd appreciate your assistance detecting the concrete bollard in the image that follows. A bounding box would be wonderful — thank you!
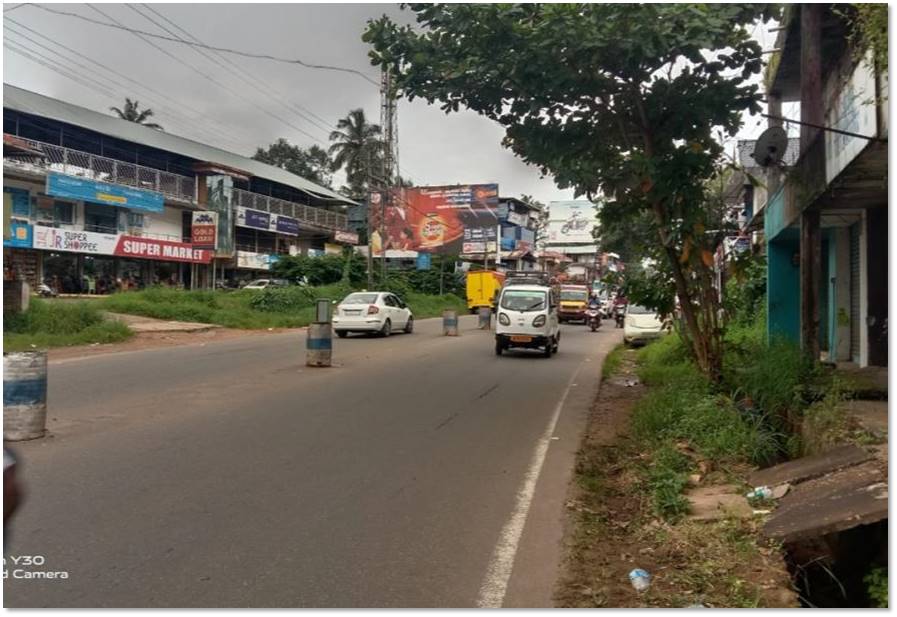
[478,307,492,330]
[306,322,332,367]
[4,351,48,441]
[443,309,459,336]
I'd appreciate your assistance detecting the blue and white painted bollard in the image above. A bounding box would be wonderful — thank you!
[307,323,333,367]
[443,309,459,336]
[307,299,333,367]
[478,306,492,330]
[3,351,48,441]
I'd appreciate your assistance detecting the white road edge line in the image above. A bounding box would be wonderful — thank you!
[476,362,584,608]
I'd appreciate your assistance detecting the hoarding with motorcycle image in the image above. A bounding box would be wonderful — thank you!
[370,184,499,255]
[546,200,597,244]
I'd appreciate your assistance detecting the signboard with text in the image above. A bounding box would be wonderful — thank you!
[191,211,218,249]
[236,206,300,237]
[32,225,211,263]
[334,230,359,245]
[46,171,164,212]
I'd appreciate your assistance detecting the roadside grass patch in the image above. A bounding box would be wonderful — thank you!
[4,299,132,350]
[601,344,626,379]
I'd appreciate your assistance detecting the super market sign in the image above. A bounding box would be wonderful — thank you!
[33,225,211,263]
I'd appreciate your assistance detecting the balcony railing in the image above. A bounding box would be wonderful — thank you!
[3,135,196,204]
[232,187,348,232]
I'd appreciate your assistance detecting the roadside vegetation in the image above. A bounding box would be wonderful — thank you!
[4,298,133,351]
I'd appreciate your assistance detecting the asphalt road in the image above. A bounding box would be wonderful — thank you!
[4,315,620,608]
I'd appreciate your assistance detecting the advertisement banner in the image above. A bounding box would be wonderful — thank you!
[324,243,342,256]
[191,211,218,249]
[236,251,275,270]
[4,222,32,248]
[33,225,119,255]
[334,230,359,245]
[416,252,431,270]
[206,175,234,257]
[370,184,499,255]
[236,206,300,237]
[547,200,596,244]
[275,216,300,236]
[46,171,164,212]
[238,207,271,231]
[115,236,212,263]
[506,210,529,227]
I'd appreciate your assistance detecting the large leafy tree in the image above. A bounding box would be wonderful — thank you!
[364,4,772,380]
[328,109,383,199]
[252,138,333,188]
[109,98,163,130]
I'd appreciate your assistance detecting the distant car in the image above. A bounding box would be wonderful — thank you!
[623,304,666,346]
[242,278,289,290]
[332,291,414,338]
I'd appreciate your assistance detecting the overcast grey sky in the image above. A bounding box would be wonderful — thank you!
[2,3,787,202]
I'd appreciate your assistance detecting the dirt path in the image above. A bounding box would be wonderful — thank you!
[554,349,797,608]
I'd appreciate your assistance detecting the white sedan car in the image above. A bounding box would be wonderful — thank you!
[332,291,414,338]
[623,304,667,346]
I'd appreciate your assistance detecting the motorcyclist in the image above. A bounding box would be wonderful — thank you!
[587,292,602,311]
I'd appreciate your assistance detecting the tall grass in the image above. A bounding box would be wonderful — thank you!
[4,299,132,350]
[99,285,468,329]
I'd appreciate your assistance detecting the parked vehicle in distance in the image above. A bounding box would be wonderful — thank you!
[466,270,506,313]
[242,278,290,290]
[623,304,666,345]
[558,284,590,323]
[332,291,413,338]
[495,284,560,358]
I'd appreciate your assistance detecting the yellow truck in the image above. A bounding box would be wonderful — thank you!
[558,284,590,323]
[466,270,506,313]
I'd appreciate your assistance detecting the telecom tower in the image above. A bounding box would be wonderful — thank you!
[378,66,399,278]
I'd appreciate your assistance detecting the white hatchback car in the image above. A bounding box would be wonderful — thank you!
[332,291,414,338]
[623,304,666,346]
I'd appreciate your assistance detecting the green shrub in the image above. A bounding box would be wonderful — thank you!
[865,566,888,608]
[645,444,692,521]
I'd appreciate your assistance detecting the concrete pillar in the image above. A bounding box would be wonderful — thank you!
[800,208,821,359]
[800,4,824,152]
[478,306,492,330]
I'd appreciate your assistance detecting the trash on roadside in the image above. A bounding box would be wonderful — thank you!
[746,483,790,501]
[752,509,772,515]
[685,603,706,608]
[624,379,640,387]
[745,485,774,501]
[688,473,703,486]
[628,568,651,592]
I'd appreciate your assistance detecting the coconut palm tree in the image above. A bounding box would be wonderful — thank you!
[109,98,163,130]
[328,109,382,198]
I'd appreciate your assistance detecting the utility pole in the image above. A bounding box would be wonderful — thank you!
[380,65,399,283]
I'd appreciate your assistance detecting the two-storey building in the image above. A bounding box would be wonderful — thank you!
[3,85,358,292]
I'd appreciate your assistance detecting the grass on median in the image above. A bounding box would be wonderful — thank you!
[99,285,469,330]
[4,298,133,351]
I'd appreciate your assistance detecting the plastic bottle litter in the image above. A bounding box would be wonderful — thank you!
[745,485,773,500]
[628,568,651,592]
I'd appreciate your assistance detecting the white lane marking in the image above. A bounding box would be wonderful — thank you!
[476,363,584,608]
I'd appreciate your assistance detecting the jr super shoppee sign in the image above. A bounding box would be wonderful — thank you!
[33,225,211,263]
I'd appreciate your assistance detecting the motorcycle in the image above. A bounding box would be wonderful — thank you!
[37,281,57,298]
[614,304,627,328]
[586,308,601,332]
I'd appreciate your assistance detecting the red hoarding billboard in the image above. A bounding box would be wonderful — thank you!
[370,184,499,255]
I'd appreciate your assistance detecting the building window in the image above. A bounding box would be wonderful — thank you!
[54,200,74,225]
[127,212,145,228]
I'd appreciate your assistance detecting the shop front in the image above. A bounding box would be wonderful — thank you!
[31,225,212,293]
